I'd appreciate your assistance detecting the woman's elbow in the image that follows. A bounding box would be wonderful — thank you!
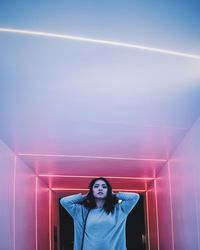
[60,197,69,207]
[134,193,140,202]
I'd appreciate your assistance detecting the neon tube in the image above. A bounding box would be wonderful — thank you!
[49,189,52,250]
[154,180,160,250]
[18,153,167,162]
[145,191,151,250]
[35,176,38,250]
[38,174,155,180]
[0,28,200,59]
[13,156,17,250]
[51,188,146,192]
[167,162,175,250]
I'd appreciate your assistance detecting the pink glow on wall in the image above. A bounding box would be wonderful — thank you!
[145,191,151,250]
[51,188,146,193]
[17,152,167,162]
[1,119,200,249]
[167,162,175,250]
[36,178,49,250]
[1,3,200,248]
[146,186,159,250]
[153,180,160,250]
[15,157,36,250]
[155,164,174,250]
[49,189,52,250]
[13,156,16,250]
[35,176,38,250]
[38,174,154,180]
[175,119,200,249]
[154,118,200,250]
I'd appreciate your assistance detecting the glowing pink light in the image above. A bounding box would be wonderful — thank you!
[145,191,151,250]
[13,156,17,250]
[35,176,38,250]
[189,132,200,249]
[18,153,167,162]
[167,162,175,250]
[49,189,52,250]
[145,181,147,191]
[51,188,146,192]
[38,174,155,180]
[154,180,160,250]
[147,192,151,250]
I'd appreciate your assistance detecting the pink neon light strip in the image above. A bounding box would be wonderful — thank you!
[167,162,175,250]
[49,189,52,250]
[38,174,155,180]
[51,188,146,192]
[13,156,17,250]
[35,176,38,250]
[145,191,151,250]
[17,153,167,162]
[154,180,160,250]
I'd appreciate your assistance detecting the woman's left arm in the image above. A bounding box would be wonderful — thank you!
[116,192,140,214]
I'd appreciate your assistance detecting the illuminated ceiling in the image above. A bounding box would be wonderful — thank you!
[0,0,200,191]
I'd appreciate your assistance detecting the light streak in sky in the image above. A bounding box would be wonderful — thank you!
[0,27,200,59]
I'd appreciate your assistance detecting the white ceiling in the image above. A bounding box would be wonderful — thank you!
[0,1,200,191]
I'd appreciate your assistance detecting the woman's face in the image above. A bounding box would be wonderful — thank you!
[92,179,108,199]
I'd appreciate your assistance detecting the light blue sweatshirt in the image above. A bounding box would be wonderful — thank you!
[60,192,140,250]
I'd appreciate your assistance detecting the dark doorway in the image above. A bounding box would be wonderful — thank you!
[59,195,146,250]
[126,195,146,250]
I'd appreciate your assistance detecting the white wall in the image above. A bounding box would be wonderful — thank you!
[154,117,200,250]
[0,139,50,250]
[0,140,15,250]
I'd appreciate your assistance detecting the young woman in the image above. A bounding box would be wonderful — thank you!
[60,177,140,250]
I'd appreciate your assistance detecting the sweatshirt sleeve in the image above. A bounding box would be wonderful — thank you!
[116,192,140,215]
[60,193,85,218]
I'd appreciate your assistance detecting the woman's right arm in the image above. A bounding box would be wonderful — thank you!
[60,193,87,218]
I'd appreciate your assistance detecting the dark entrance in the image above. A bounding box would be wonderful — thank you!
[59,195,146,250]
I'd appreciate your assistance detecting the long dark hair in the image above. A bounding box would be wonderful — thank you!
[82,177,118,214]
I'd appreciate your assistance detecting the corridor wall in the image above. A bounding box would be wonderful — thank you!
[152,117,200,250]
[1,115,200,250]
[37,178,50,250]
[14,155,36,250]
[0,140,49,250]
[0,140,15,250]
[146,186,159,250]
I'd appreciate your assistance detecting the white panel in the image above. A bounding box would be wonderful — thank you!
[156,164,174,250]
[151,117,200,250]
[0,140,15,250]
[15,157,36,250]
